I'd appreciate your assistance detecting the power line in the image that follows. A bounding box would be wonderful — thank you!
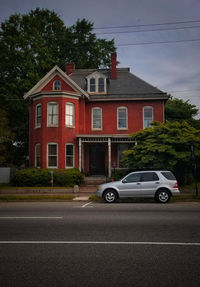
[94,19,200,30]
[117,38,200,46]
[96,25,200,35]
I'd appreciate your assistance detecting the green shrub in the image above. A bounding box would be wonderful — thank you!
[12,168,84,187]
[111,168,131,181]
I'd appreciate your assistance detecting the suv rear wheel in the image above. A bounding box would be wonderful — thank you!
[155,189,171,203]
[104,189,117,203]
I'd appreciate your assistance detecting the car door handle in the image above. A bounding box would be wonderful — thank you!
[155,182,160,184]
[136,182,141,185]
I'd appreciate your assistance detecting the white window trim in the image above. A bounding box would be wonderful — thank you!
[65,143,74,168]
[35,143,41,168]
[53,80,61,91]
[65,102,75,128]
[143,106,154,129]
[92,107,102,130]
[35,103,41,128]
[47,102,59,127]
[47,143,58,168]
[117,106,128,130]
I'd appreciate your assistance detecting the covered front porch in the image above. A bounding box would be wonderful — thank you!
[77,135,135,177]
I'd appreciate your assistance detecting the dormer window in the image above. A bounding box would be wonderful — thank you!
[87,72,107,94]
[53,80,61,90]
[98,78,104,92]
[90,78,96,92]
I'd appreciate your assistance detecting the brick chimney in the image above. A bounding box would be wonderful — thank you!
[66,62,75,75]
[111,52,117,79]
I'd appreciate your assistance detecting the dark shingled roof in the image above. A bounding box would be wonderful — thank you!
[70,67,168,100]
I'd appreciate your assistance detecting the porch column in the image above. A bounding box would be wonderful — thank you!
[108,138,111,178]
[79,138,82,172]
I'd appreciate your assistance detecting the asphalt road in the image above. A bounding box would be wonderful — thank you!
[0,202,200,287]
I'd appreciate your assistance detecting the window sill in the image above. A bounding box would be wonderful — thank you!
[65,125,75,129]
[117,128,128,130]
[35,126,41,129]
[47,125,59,128]
[92,128,102,131]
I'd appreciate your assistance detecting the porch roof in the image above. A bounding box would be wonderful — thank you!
[77,134,135,143]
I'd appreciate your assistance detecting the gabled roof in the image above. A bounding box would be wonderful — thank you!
[70,68,168,101]
[24,65,89,99]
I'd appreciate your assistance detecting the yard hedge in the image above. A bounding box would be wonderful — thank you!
[12,168,84,187]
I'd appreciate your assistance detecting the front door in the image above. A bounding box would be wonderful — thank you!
[89,144,105,175]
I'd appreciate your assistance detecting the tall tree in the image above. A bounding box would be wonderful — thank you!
[165,96,200,129]
[122,121,200,185]
[0,8,116,166]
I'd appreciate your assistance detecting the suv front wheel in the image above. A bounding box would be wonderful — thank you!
[155,189,171,203]
[104,189,117,203]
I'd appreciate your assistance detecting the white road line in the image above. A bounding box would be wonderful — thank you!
[0,217,63,219]
[81,202,92,208]
[0,241,200,246]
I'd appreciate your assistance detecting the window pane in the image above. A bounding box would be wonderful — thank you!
[54,80,61,90]
[90,78,96,92]
[98,78,104,92]
[118,108,127,128]
[65,103,74,126]
[35,144,41,167]
[48,144,57,167]
[66,145,74,167]
[48,103,58,125]
[125,173,141,183]
[93,108,102,129]
[36,105,41,127]
[141,172,159,182]
[144,107,153,128]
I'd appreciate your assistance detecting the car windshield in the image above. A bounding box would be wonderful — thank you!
[161,171,176,180]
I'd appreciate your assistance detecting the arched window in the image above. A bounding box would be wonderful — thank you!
[53,80,61,90]
[35,104,41,128]
[90,78,96,92]
[98,78,104,92]
[65,103,75,127]
[47,102,58,126]
[143,106,153,128]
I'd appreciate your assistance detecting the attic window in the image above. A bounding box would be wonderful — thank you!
[53,80,61,90]
[87,73,106,93]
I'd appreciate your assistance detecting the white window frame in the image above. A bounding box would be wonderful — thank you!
[35,104,41,128]
[117,106,128,130]
[90,78,96,92]
[53,80,61,91]
[92,107,102,130]
[47,143,58,168]
[35,143,41,168]
[65,103,75,127]
[47,102,59,127]
[143,106,153,128]
[65,144,74,168]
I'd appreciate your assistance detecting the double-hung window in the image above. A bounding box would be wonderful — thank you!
[35,143,41,168]
[66,144,74,168]
[90,78,96,92]
[98,78,104,92]
[47,143,58,168]
[117,107,128,129]
[143,106,153,128]
[92,107,102,130]
[47,102,58,126]
[65,103,75,127]
[35,104,41,128]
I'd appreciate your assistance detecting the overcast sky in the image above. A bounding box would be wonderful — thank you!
[1,0,200,117]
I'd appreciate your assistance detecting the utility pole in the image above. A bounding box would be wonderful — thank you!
[191,142,199,197]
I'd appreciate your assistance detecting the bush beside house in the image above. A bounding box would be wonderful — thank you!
[12,168,84,187]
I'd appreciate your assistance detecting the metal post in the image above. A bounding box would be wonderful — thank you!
[108,138,111,178]
[191,142,199,197]
[79,138,82,172]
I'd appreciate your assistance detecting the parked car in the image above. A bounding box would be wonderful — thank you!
[96,171,180,203]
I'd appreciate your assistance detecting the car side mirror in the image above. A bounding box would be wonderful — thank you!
[122,179,127,183]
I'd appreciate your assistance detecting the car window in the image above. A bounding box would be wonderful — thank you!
[161,172,176,180]
[124,173,141,183]
[141,172,159,182]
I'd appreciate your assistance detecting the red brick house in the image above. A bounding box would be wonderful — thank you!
[24,53,168,177]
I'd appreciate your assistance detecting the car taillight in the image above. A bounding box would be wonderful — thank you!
[173,182,178,188]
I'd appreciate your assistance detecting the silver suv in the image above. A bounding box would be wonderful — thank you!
[96,171,180,203]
